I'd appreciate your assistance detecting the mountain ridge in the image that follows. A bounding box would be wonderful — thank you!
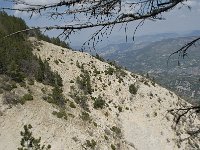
[0,37,200,149]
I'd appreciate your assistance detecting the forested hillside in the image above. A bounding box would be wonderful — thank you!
[0,11,65,86]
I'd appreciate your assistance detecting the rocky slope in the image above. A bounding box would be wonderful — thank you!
[0,38,200,150]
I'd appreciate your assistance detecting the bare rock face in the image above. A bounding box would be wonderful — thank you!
[0,38,199,150]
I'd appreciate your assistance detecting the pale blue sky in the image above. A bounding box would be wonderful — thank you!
[1,0,200,46]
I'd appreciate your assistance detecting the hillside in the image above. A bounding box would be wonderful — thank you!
[0,37,200,150]
[100,36,200,103]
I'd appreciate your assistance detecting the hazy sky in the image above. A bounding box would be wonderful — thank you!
[1,0,200,46]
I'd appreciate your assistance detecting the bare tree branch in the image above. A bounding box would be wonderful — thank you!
[1,0,185,43]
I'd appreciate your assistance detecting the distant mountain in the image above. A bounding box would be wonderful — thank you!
[99,36,200,103]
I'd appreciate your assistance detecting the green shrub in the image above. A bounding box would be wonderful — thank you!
[20,93,33,104]
[94,53,104,62]
[18,124,51,150]
[58,59,64,63]
[85,139,96,149]
[129,84,138,95]
[76,71,93,94]
[69,101,76,108]
[50,86,66,107]
[19,82,26,87]
[105,67,115,75]
[93,96,105,109]
[70,92,89,111]
[22,93,33,101]
[52,109,67,120]
[111,144,116,150]
[93,122,97,127]
[54,72,63,87]
[118,106,122,112]
[54,60,59,65]
[70,80,74,83]
[76,61,81,68]
[111,126,121,135]
[93,67,100,75]
[0,88,3,94]
[80,111,90,121]
[104,135,108,140]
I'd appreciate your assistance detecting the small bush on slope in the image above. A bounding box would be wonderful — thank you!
[129,84,138,95]
[18,124,51,150]
[93,96,106,109]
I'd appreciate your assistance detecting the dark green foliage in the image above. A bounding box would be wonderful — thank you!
[49,85,66,107]
[80,111,91,121]
[18,124,51,150]
[54,72,63,87]
[94,53,104,62]
[129,84,138,95]
[93,67,100,76]
[76,71,92,94]
[93,96,105,109]
[70,91,89,111]
[111,126,121,135]
[93,122,97,127]
[19,93,33,104]
[28,78,34,85]
[0,88,3,94]
[0,12,63,87]
[30,29,70,49]
[1,82,16,91]
[35,59,62,87]
[104,135,108,140]
[111,144,116,150]
[52,109,68,120]
[54,60,59,65]
[85,139,96,149]
[69,101,76,108]
[118,106,122,112]
[105,67,115,75]
[76,61,81,68]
